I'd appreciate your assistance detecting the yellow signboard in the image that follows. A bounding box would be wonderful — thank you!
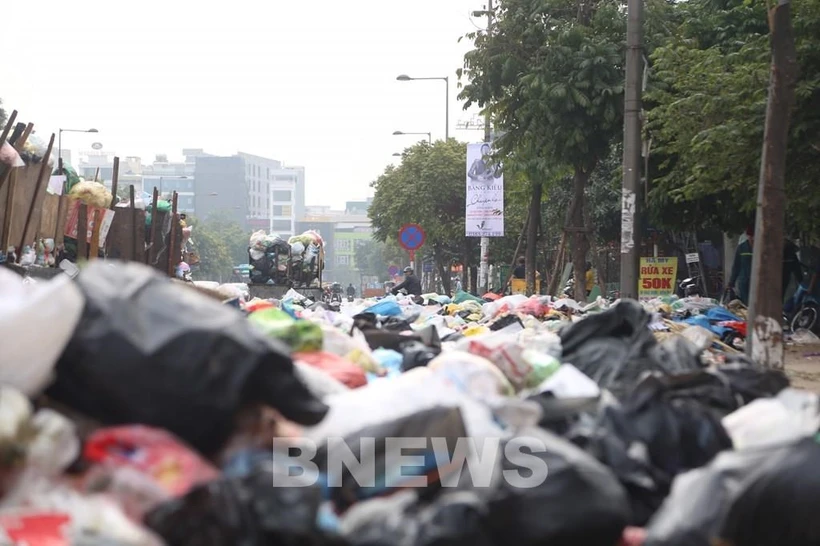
[639,257,678,300]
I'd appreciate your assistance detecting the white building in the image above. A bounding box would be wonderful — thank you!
[266,165,306,239]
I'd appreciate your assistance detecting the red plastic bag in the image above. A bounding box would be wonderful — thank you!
[0,512,71,546]
[294,351,368,389]
[244,299,275,313]
[516,298,550,317]
[83,425,219,498]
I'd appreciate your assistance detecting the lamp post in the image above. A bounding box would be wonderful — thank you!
[156,175,188,200]
[57,128,98,191]
[392,130,432,144]
[396,75,449,140]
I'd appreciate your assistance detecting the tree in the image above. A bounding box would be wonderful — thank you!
[645,0,820,236]
[354,239,405,280]
[187,211,250,281]
[0,98,6,129]
[459,0,626,299]
[369,140,467,295]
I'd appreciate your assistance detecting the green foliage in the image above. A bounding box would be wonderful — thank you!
[369,140,467,290]
[646,0,820,235]
[459,0,626,178]
[188,211,250,281]
[354,239,406,280]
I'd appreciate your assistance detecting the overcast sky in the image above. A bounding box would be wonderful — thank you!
[2,0,487,208]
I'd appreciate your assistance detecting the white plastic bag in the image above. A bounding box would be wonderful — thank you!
[721,388,820,450]
[0,270,84,396]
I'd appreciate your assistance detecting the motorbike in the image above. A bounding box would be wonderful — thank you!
[786,283,819,333]
[677,276,702,298]
[347,295,354,302]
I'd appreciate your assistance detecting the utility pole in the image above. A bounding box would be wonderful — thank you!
[747,0,798,369]
[478,0,494,296]
[619,0,643,300]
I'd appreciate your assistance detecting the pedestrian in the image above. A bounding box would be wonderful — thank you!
[728,225,755,305]
[782,237,803,300]
[513,257,526,279]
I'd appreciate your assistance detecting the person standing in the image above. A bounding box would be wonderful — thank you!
[728,226,755,305]
[512,257,526,279]
[782,237,803,300]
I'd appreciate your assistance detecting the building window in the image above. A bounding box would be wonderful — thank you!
[272,190,292,202]
[335,239,352,252]
[272,205,293,217]
[336,255,350,266]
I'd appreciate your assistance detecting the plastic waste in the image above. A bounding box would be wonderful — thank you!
[26,409,80,477]
[46,261,328,457]
[0,474,162,546]
[364,299,403,317]
[315,405,469,513]
[83,425,219,498]
[248,307,324,352]
[644,437,820,546]
[721,388,820,450]
[294,361,350,399]
[534,363,599,399]
[791,328,820,345]
[484,427,631,546]
[0,268,84,397]
[428,351,515,398]
[145,461,335,546]
[341,490,493,546]
[293,351,368,389]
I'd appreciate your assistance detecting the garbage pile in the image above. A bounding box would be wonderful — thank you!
[2,259,820,546]
[247,230,324,287]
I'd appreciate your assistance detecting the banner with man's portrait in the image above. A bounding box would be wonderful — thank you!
[465,142,504,237]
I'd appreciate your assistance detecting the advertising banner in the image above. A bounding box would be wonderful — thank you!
[639,257,679,300]
[64,200,115,247]
[465,143,504,237]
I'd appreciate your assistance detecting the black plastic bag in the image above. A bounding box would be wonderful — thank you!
[579,373,734,525]
[400,341,440,372]
[145,460,346,546]
[48,261,328,456]
[315,406,468,514]
[559,300,700,398]
[341,491,493,546]
[484,427,630,546]
[645,438,820,546]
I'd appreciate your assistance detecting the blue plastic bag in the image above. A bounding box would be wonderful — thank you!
[364,299,402,317]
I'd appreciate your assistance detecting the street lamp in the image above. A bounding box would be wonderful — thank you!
[159,175,188,196]
[392,153,402,157]
[396,74,449,140]
[57,127,98,176]
[392,130,432,144]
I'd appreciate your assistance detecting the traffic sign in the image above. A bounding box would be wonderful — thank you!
[398,224,426,251]
[423,262,434,273]
[388,265,400,277]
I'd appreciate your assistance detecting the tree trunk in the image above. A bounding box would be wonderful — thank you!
[470,265,478,296]
[526,181,542,295]
[571,168,590,302]
[584,202,602,299]
[747,0,798,369]
[434,244,452,296]
[462,240,471,294]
